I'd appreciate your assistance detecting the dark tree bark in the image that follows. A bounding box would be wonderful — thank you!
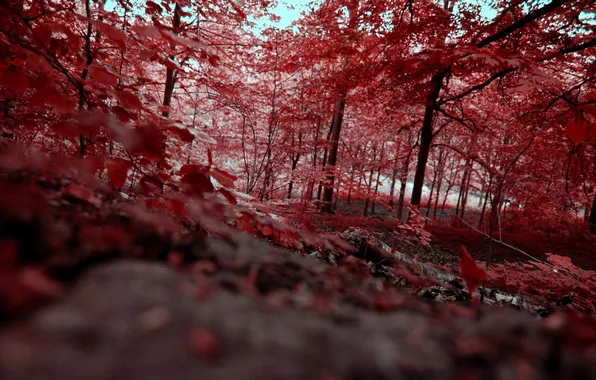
[425,159,439,223]
[162,4,181,119]
[287,132,302,199]
[460,167,472,219]
[363,162,375,216]
[397,144,413,221]
[322,93,347,213]
[433,151,448,219]
[371,144,384,214]
[317,119,334,201]
[388,140,402,207]
[347,145,360,205]
[410,70,448,209]
[586,191,596,233]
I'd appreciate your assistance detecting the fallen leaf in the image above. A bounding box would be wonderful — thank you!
[459,245,486,296]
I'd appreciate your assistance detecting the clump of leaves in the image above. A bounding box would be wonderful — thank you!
[395,207,432,248]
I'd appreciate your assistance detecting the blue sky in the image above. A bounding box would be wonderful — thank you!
[107,0,499,29]
[255,0,499,30]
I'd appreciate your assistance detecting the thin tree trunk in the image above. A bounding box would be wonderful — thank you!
[460,163,472,219]
[363,164,375,216]
[587,190,596,233]
[162,4,181,118]
[425,163,439,222]
[322,90,347,213]
[433,152,447,219]
[305,118,322,201]
[333,173,341,210]
[287,132,302,199]
[347,145,360,205]
[388,140,402,207]
[397,148,412,221]
[317,119,334,201]
[372,165,382,214]
[371,144,384,214]
[455,164,467,216]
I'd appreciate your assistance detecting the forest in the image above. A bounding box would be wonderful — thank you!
[1,0,596,379]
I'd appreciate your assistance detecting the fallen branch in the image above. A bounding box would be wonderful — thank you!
[341,229,457,283]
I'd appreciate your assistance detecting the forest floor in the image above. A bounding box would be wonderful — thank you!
[1,168,596,380]
[318,198,596,271]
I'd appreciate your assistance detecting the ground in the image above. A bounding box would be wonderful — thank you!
[1,168,596,380]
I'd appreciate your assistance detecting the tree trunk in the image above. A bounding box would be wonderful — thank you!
[162,4,181,118]
[425,163,439,222]
[363,164,375,216]
[432,152,447,219]
[333,173,341,210]
[410,69,448,209]
[478,175,492,228]
[317,119,334,201]
[287,133,302,199]
[347,145,360,205]
[397,149,412,221]
[460,168,472,219]
[372,165,381,214]
[455,162,468,216]
[388,140,402,207]
[587,197,595,233]
[321,93,347,213]
[371,144,384,214]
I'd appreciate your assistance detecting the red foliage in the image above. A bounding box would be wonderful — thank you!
[459,246,486,296]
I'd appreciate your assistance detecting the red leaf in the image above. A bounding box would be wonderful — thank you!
[459,246,486,296]
[159,29,208,51]
[0,70,29,93]
[566,119,590,144]
[111,106,135,122]
[189,328,218,359]
[84,156,104,174]
[164,198,188,218]
[218,188,237,205]
[133,24,160,37]
[210,168,237,189]
[139,176,163,196]
[181,172,214,195]
[207,149,213,166]
[63,185,100,207]
[89,65,118,86]
[106,158,132,189]
[127,125,165,160]
[208,54,221,67]
[117,90,144,110]
[48,94,75,114]
[235,213,255,233]
[169,126,194,143]
[96,22,126,50]
[145,1,163,15]
[50,120,80,138]
[31,87,74,114]
[261,225,273,236]
[180,164,209,177]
